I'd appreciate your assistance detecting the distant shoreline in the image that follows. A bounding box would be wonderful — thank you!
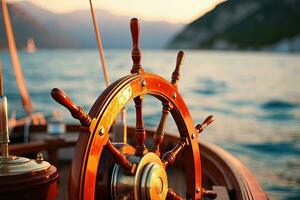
[1,48,299,54]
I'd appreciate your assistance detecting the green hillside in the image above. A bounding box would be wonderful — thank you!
[168,0,300,51]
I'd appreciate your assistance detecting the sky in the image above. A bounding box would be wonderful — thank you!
[9,0,226,23]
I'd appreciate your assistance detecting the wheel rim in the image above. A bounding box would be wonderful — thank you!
[69,73,202,200]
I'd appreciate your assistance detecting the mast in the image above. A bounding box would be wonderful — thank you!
[1,0,34,115]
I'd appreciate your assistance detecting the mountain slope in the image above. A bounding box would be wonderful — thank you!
[0,2,184,49]
[0,2,80,49]
[168,0,300,51]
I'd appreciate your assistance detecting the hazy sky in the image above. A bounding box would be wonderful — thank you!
[9,0,226,23]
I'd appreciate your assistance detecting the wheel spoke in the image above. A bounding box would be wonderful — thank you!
[202,188,217,199]
[133,96,148,156]
[167,188,185,200]
[130,18,143,74]
[51,88,91,127]
[171,51,184,89]
[162,138,186,167]
[150,102,170,156]
[195,115,215,134]
[105,140,136,174]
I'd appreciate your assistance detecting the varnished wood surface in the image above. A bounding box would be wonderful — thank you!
[51,88,91,127]
[133,96,147,155]
[195,115,215,134]
[167,188,184,200]
[0,164,58,200]
[171,51,184,89]
[67,72,202,199]
[150,102,170,156]
[3,137,76,155]
[130,18,143,74]
[105,140,137,174]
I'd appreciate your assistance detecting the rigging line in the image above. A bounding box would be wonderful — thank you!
[89,0,110,86]
[0,63,3,96]
[1,0,34,115]
[88,0,127,140]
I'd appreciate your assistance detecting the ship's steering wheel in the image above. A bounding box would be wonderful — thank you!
[51,18,215,200]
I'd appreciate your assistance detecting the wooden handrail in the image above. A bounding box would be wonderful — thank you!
[0,139,77,156]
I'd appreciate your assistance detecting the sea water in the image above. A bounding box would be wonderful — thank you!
[1,49,299,199]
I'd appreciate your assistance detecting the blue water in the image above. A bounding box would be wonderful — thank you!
[1,49,300,199]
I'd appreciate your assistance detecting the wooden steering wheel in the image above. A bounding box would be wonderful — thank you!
[51,18,215,200]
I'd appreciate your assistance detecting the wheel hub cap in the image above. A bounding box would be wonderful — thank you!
[140,162,168,200]
[111,152,168,200]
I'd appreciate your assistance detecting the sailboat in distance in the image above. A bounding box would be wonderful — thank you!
[26,37,37,53]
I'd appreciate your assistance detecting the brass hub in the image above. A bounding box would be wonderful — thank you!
[140,162,168,200]
[111,152,168,200]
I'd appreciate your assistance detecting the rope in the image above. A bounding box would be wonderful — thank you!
[88,0,129,142]
[0,63,3,96]
[1,0,34,114]
[89,0,110,86]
